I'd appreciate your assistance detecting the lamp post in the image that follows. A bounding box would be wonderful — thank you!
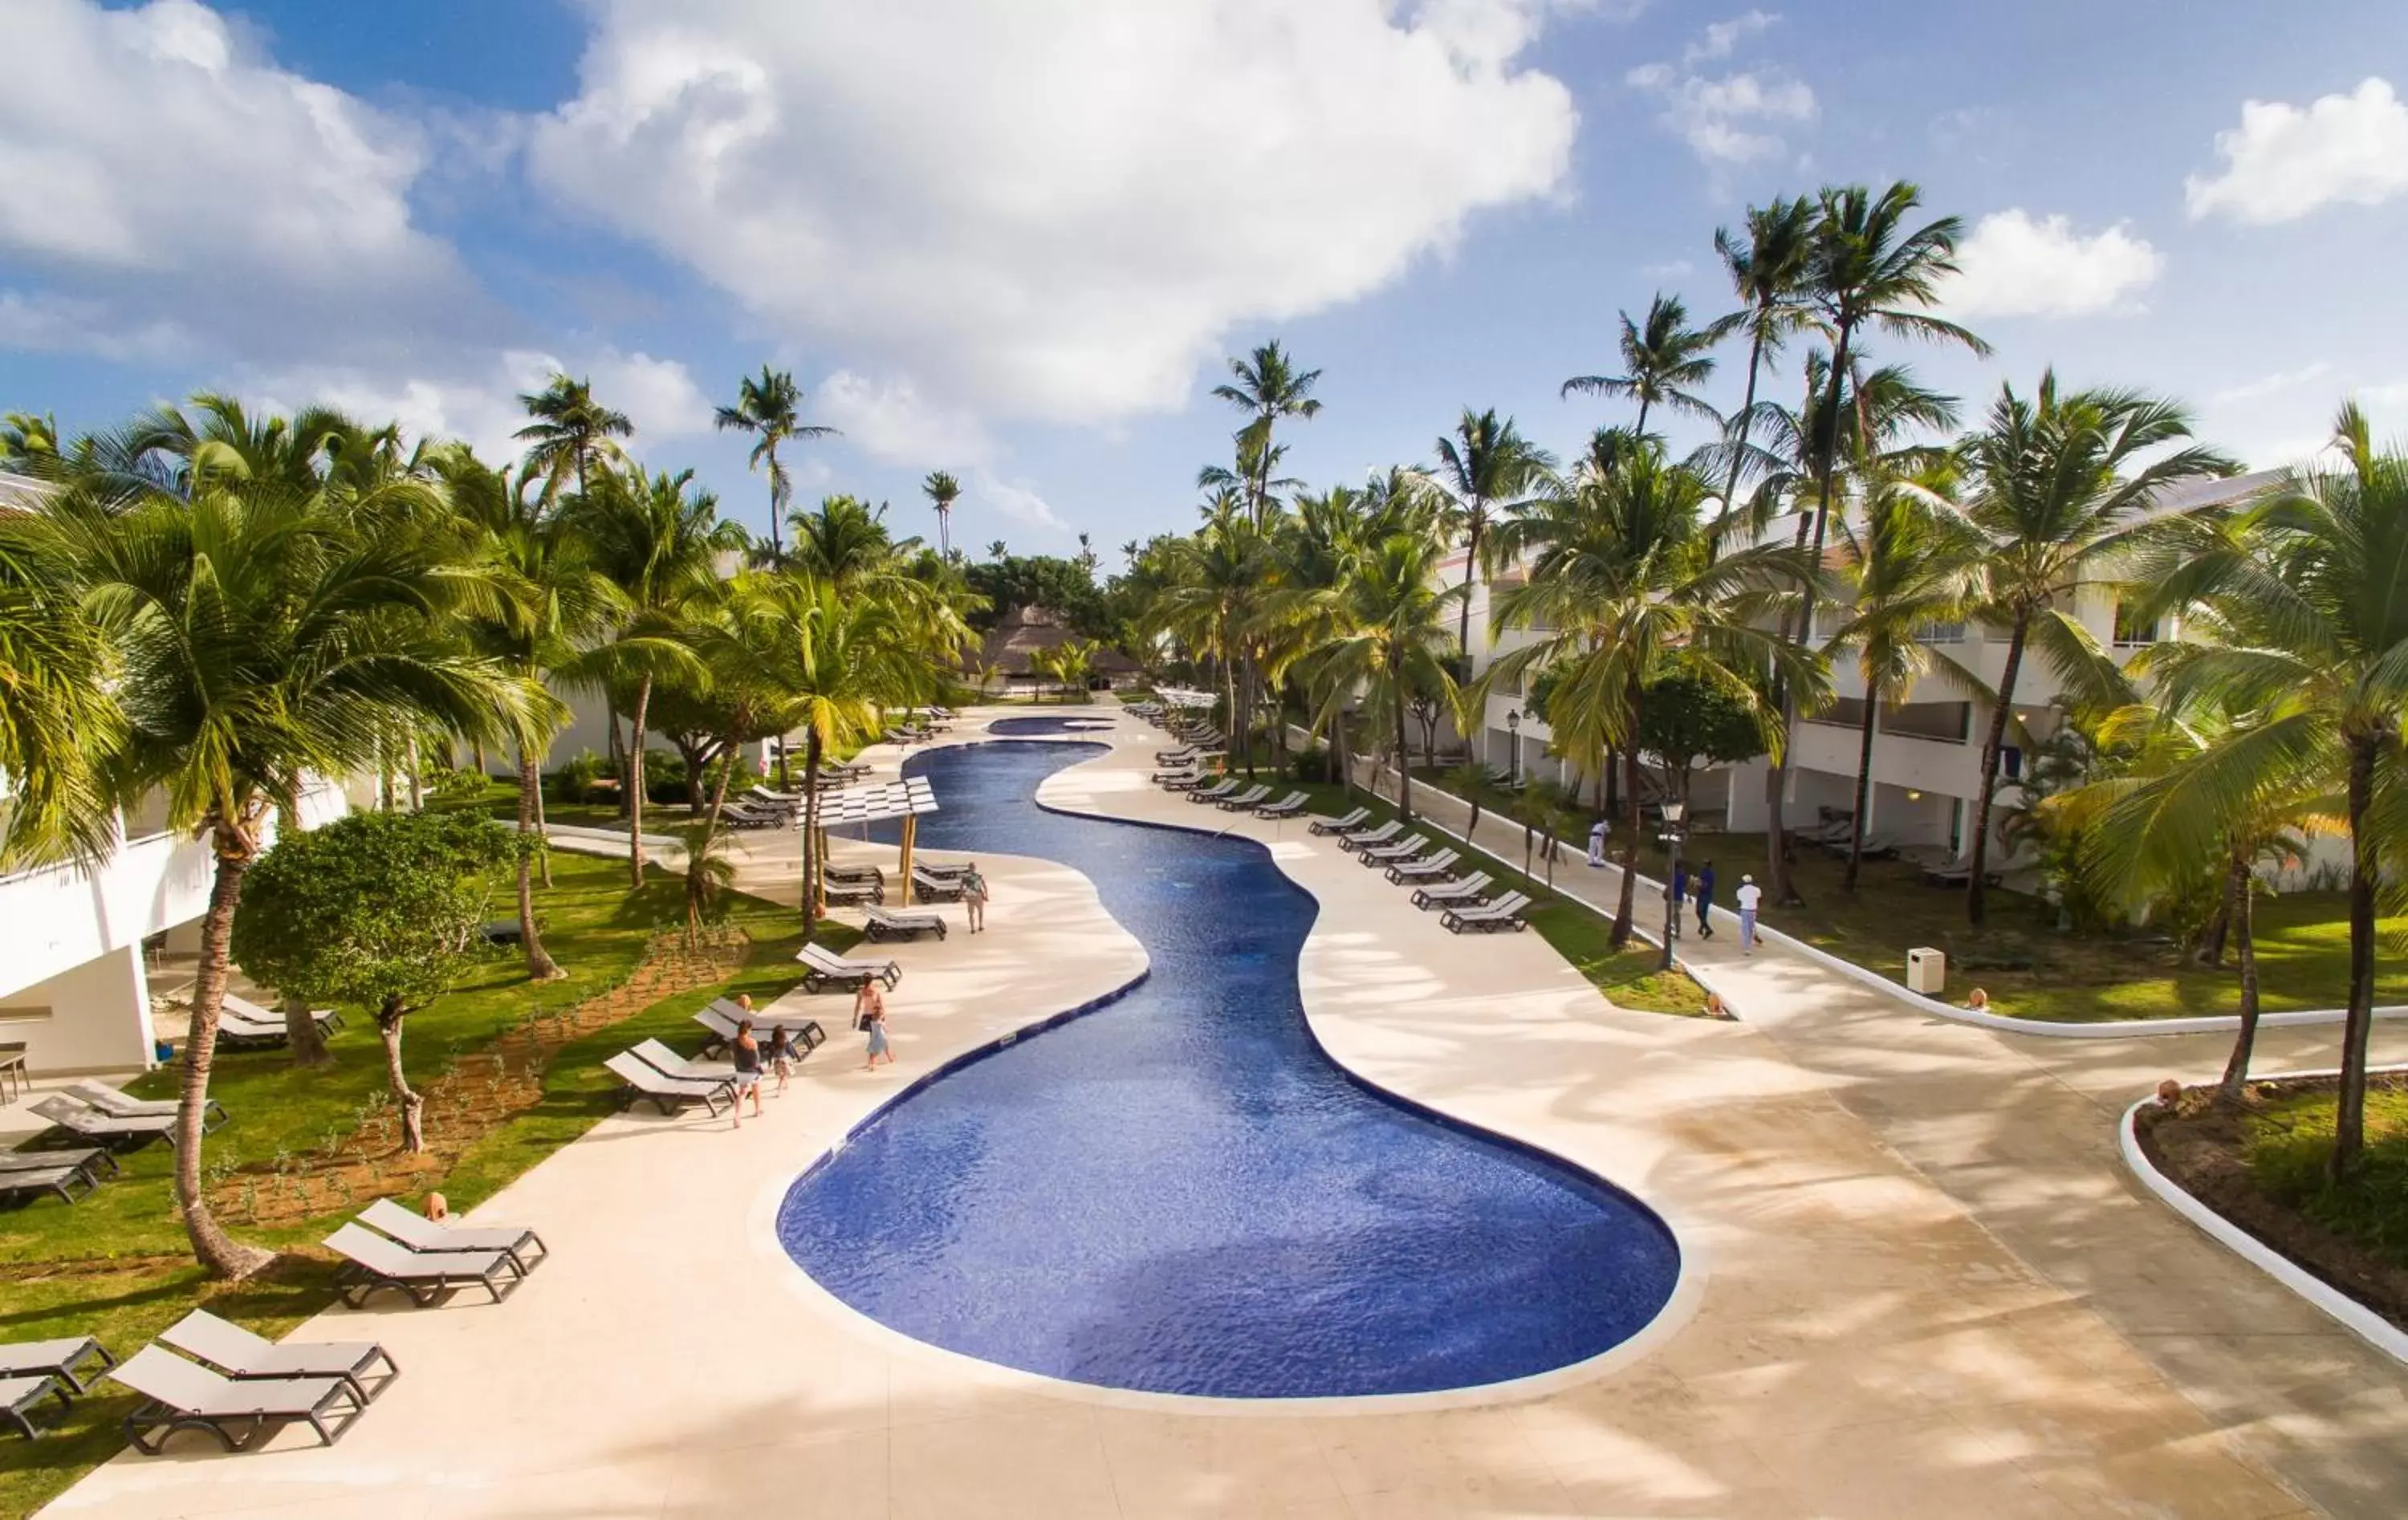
[1504,707,1520,787]
[1657,799,1688,973]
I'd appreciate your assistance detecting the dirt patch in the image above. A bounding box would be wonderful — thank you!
[209,926,748,1226]
[2137,1074,2408,1332]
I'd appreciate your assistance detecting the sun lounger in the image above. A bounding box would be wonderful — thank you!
[1153,745,1202,766]
[325,1222,525,1309]
[1253,790,1308,819]
[110,1345,369,1453]
[0,1148,111,1205]
[1307,807,1370,836]
[1410,872,1494,909]
[0,1335,116,1394]
[1160,770,1214,792]
[1151,764,1202,785]
[797,941,903,990]
[1185,779,1241,805]
[223,994,341,1034]
[863,905,947,941]
[822,876,883,906]
[30,1095,176,1150]
[1215,785,1272,811]
[1358,833,1429,866]
[1337,820,1401,853]
[0,1146,117,1181]
[1920,854,2003,888]
[908,868,967,903]
[69,1079,228,1132]
[1442,891,1533,934]
[722,803,791,831]
[693,1006,827,1061]
[159,1310,397,1402]
[359,1197,547,1277]
[1,1375,71,1439]
[823,863,884,884]
[632,1038,737,1097]
[1385,848,1460,884]
[604,1051,730,1117]
[912,860,971,878]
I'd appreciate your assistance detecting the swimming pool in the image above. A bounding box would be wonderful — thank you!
[775,738,1680,1399]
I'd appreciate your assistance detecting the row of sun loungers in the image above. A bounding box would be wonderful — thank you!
[214,994,340,1051]
[8,1080,234,1205]
[1320,814,1534,933]
[611,994,839,1113]
[0,1144,120,1207]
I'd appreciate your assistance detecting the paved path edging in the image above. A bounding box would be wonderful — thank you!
[2119,1068,2408,1367]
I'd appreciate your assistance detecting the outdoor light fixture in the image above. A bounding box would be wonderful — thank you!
[1656,797,1689,973]
[1906,790,1923,802]
[1505,708,1521,786]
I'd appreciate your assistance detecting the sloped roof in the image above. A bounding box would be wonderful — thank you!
[973,605,1139,675]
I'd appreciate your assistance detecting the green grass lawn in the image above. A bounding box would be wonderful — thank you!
[2242,1077,2408,1272]
[1259,774,1707,1016]
[1398,766,2399,1024]
[0,850,828,1515]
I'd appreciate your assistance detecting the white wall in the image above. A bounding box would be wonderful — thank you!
[0,944,157,1074]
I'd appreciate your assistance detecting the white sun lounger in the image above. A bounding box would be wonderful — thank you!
[1307,807,1370,835]
[323,1223,526,1308]
[158,1309,397,1400]
[1337,820,1401,853]
[1185,779,1241,805]
[68,1079,228,1132]
[1410,871,1493,909]
[1253,790,1308,819]
[864,906,947,941]
[1215,785,1272,812]
[109,1346,368,1454]
[1442,891,1534,934]
[1358,832,1429,865]
[31,1095,176,1149]
[604,1052,730,1117]
[632,1039,736,1097]
[1386,847,1460,884]
[797,941,902,990]
[358,1197,548,1275]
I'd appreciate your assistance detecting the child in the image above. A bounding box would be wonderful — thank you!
[767,1023,799,1093]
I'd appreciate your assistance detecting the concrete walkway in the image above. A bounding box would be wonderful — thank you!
[42,710,2408,1518]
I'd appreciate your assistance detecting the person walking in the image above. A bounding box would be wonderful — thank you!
[1586,817,1607,868]
[766,1023,799,1094]
[1694,860,1716,939]
[857,980,893,1070]
[729,1019,766,1125]
[1735,873,1763,954]
[1666,860,1688,940]
[962,861,990,933]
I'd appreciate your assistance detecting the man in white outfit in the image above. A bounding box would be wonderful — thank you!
[1735,873,1763,953]
[1587,818,1606,868]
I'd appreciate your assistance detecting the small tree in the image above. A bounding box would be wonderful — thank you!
[232,811,519,1152]
[1637,671,1766,811]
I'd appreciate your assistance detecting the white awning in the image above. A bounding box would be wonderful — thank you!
[815,777,939,827]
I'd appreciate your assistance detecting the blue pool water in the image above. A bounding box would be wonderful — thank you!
[775,738,1680,1398]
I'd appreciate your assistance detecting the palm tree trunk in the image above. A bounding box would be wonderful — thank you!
[180,833,275,1278]
[691,732,740,935]
[1634,396,1653,441]
[2331,737,2380,1178]
[1966,612,2028,927]
[1714,324,1769,551]
[627,675,653,887]
[1612,742,1641,945]
[377,998,425,1152]
[1334,709,1352,795]
[405,733,423,812]
[800,730,825,933]
[515,747,563,980]
[1458,509,1483,655]
[2216,849,2260,1105]
[1842,686,1880,892]
[1393,690,1413,821]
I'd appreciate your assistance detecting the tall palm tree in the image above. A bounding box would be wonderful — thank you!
[1307,533,1466,822]
[442,446,616,981]
[1824,468,1986,889]
[1710,196,1820,536]
[1213,341,1323,527]
[1950,373,2237,925]
[1432,408,1556,656]
[1155,517,1267,766]
[1562,292,1736,441]
[1484,443,1820,942]
[46,421,531,1278]
[577,465,738,884]
[714,367,837,565]
[0,500,121,868]
[2135,404,2408,1174]
[515,374,633,505]
[921,469,961,559]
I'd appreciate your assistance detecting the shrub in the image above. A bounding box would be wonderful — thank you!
[421,766,491,806]
[1291,743,1329,782]
[547,750,607,806]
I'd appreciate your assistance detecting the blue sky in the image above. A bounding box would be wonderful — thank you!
[6,1,2406,559]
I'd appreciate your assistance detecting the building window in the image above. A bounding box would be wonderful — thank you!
[1881,701,1971,744]
[1915,621,1967,644]
[2113,602,2161,648]
[1802,696,1869,730]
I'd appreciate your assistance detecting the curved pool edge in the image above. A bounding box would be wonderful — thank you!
[1019,736,1710,1413]
[760,729,1706,1415]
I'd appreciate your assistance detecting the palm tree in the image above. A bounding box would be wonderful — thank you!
[442,446,615,980]
[1307,534,1466,822]
[736,572,926,930]
[576,465,738,884]
[986,539,1008,563]
[1484,442,1820,944]
[1563,293,1735,442]
[1212,341,1323,527]
[1710,196,1820,535]
[46,418,531,1278]
[1155,518,1266,766]
[0,500,121,868]
[922,469,961,559]
[714,367,837,565]
[1432,408,1556,656]
[515,374,633,504]
[1950,373,2236,925]
[2135,404,2408,1174]
[1824,468,1986,889]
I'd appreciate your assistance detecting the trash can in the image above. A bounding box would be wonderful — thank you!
[1906,947,1946,996]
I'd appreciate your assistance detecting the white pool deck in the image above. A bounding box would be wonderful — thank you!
[41,709,2408,1518]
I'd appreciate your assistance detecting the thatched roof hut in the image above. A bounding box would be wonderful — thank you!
[973,606,1141,685]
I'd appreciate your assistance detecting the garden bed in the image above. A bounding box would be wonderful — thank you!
[2136,1073,2408,1333]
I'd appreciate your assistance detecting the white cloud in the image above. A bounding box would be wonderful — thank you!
[1942,209,2162,319]
[2186,77,2408,225]
[527,0,1579,426]
[1626,15,1811,166]
[817,372,995,467]
[1683,10,1775,65]
[249,348,714,463]
[973,474,1068,533]
[2209,361,2333,406]
[1640,258,1694,278]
